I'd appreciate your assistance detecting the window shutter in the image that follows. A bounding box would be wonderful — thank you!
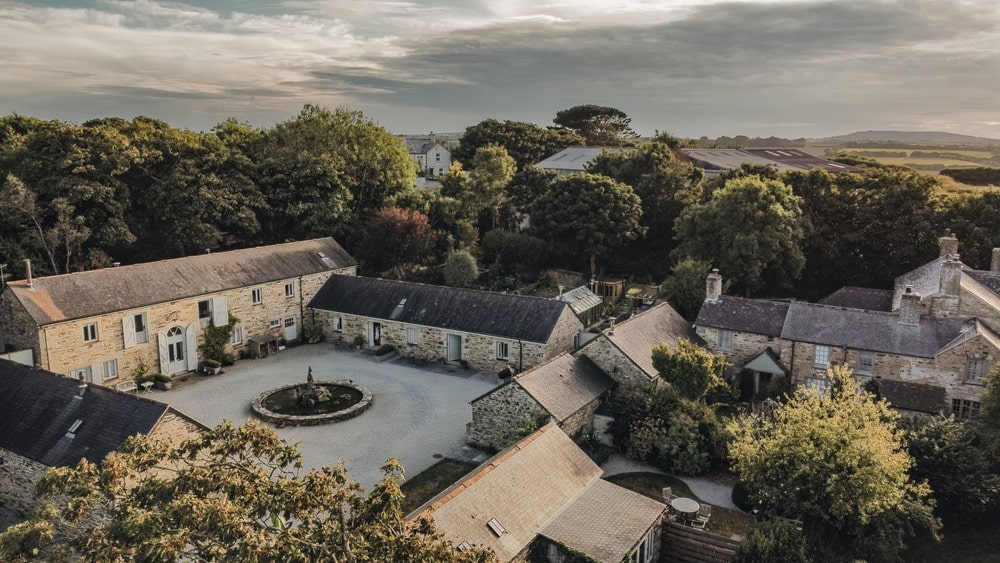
[122,315,136,349]
[212,296,229,327]
[185,323,199,371]
[157,332,169,374]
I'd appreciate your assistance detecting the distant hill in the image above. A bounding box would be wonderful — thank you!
[819,130,1000,146]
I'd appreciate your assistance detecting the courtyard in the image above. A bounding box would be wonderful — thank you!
[159,343,498,489]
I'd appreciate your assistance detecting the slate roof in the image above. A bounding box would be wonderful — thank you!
[741,148,863,173]
[309,276,573,343]
[877,379,947,414]
[508,354,614,422]
[0,360,172,466]
[780,302,971,358]
[539,478,665,563]
[603,302,701,378]
[535,147,629,172]
[695,296,790,337]
[410,423,663,562]
[404,138,441,154]
[966,270,1000,295]
[558,285,602,316]
[8,238,356,325]
[893,256,946,309]
[679,148,799,172]
[819,287,894,312]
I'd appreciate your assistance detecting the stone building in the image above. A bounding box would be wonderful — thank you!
[410,422,665,563]
[467,353,614,452]
[0,238,356,385]
[578,302,700,389]
[404,138,451,178]
[308,276,583,373]
[0,359,207,522]
[695,231,1000,417]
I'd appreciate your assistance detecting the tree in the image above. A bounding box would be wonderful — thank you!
[357,207,436,276]
[0,421,495,563]
[673,174,805,295]
[660,257,714,320]
[530,172,643,276]
[467,145,516,230]
[734,518,810,563]
[651,339,728,401]
[552,104,638,146]
[442,250,479,287]
[452,119,583,170]
[0,175,91,274]
[728,365,940,561]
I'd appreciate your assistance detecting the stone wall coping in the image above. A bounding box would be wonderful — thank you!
[251,380,373,427]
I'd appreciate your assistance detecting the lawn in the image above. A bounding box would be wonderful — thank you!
[605,472,753,540]
[400,458,478,515]
[904,519,1000,562]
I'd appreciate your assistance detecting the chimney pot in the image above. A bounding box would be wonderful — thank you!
[24,259,33,288]
[705,269,722,303]
[939,229,959,257]
[940,255,962,297]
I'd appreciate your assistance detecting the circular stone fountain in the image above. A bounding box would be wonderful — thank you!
[252,367,372,427]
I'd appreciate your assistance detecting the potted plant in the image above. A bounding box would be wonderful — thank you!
[303,321,323,344]
[202,359,222,375]
[153,373,173,390]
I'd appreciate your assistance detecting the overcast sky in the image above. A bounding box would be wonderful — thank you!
[2,0,998,139]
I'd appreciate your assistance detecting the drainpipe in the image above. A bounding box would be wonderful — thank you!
[518,340,523,373]
[298,275,306,326]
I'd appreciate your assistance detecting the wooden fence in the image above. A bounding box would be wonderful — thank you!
[661,520,740,562]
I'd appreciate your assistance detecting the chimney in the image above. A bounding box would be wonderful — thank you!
[899,285,921,326]
[705,269,722,303]
[557,285,564,299]
[992,248,1000,273]
[24,259,32,288]
[939,229,959,257]
[940,255,962,297]
[609,319,615,335]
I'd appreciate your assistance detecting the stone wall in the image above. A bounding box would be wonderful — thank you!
[467,382,547,451]
[558,396,602,438]
[959,282,1000,333]
[148,408,208,447]
[0,292,39,356]
[0,448,47,519]
[547,308,585,357]
[578,336,651,389]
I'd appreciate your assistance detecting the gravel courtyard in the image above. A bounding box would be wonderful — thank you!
[158,344,498,489]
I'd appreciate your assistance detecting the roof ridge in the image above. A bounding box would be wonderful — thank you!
[357,276,563,304]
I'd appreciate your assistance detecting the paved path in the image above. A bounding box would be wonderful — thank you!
[601,453,737,509]
[156,344,497,489]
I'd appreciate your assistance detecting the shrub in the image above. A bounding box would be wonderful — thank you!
[153,374,172,384]
[375,344,395,356]
[303,322,323,343]
[442,250,479,287]
[352,335,366,348]
[734,518,809,563]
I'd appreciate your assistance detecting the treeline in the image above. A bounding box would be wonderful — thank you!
[941,167,1000,186]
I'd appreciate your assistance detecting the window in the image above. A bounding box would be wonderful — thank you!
[198,300,211,320]
[717,329,733,352]
[83,322,98,343]
[71,366,93,382]
[966,357,989,384]
[496,340,510,361]
[435,153,441,162]
[407,327,420,346]
[102,359,118,381]
[232,326,243,346]
[332,316,343,332]
[269,319,281,329]
[251,287,263,305]
[284,282,295,298]
[805,376,829,397]
[813,345,830,368]
[133,313,147,344]
[952,399,981,419]
[856,351,875,376]
[284,317,296,328]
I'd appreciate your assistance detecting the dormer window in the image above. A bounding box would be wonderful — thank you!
[486,518,506,537]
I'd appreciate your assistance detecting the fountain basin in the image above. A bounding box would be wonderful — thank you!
[251,379,373,427]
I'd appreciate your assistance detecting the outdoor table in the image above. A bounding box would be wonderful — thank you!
[670,497,699,521]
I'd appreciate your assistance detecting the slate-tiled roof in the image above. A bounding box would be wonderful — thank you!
[679,148,800,172]
[404,138,440,154]
[819,287,894,312]
[539,478,665,563]
[604,302,701,378]
[558,285,602,315]
[0,360,170,466]
[877,379,947,414]
[741,148,863,173]
[510,354,614,422]
[695,296,790,337]
[966,270,1000,295]
[8,238,355,325]
[309,276,572,343]
[780,302,970,358]
[893,256,946,309]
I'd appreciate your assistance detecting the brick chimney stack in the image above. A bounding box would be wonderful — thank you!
[939,229,959,257]
[992,248,1000,272]
[899,285,921,326]
[940,255,962,297]
[705,269,722,303]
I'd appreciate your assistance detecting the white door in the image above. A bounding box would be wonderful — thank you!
[163,326,187,375]
[283,317,298,342]
[370,322,382,347]
[447,334,462,362]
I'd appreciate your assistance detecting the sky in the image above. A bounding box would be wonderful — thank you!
[1,0,998,139]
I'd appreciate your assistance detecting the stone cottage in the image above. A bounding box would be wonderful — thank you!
[0,238,356,385]
[410,422,665,563]
[308,276,582,373]
[0,359,207,522]
[467,353,614,452]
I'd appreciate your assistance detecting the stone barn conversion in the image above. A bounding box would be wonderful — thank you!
[308,276,583,373]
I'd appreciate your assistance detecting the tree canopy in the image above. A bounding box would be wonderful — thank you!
[651,338,728,401]
[452,118,583,170]
[552,104,638,146]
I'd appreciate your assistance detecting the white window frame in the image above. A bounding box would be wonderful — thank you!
[269,319,281,329]
[251,287,263,305]
[133,313,148,344]
[407,327,420,346]
[284,282,295,298]
[102,358,118,381]
[717,329,733,352]
[284,317,296,329]
[198,299,212,321]
[83,322,99,343]
[856,351,875,376]
[232,325,244,346]
[332,316,343,332]
[71,366,93,382]
[813,345,830,369]
[966,357,989,384]
[496,340,510,361]
[805,376,829,397]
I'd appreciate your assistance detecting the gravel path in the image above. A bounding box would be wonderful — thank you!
[601,453,737,509]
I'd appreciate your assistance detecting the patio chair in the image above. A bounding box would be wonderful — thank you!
[691,503,711,530]
[662,487,675,502]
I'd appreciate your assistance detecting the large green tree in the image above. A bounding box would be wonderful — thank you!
[357,207,437,276]
[0,421,494,563]
[552,104,638,146]
[452,119,583,170]
[674,174,805,295]
[651,339,728,401]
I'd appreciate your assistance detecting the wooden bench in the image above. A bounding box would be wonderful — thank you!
[116,380,138,393]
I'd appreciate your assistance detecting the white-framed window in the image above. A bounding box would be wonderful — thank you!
[70,366,93,382]
[102,358,118,381]
[813,345,830,368]
[269,319,281,329]
[952,399,981,419]
[232,326,244,346]
[407,327,420,346]
[332,316,343,332]
[251,287,263,305]
[284,317,295,328]
[717,329,733,352]
[966,357,989,384]
[83,322,98,343]
[435,153,441,162]
[856,351,875,376]
[133,313,148,344]
[284,282,295,298]
[496,340,510,361]
[198,300,212,320]
[805,376,829,397]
